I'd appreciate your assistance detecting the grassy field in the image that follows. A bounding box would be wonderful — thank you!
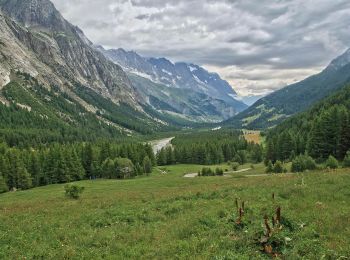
[0,164,349,259]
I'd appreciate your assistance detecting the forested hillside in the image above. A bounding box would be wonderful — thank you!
[265,84,350,163]
[225,49,350,129]
[0,73,173,146]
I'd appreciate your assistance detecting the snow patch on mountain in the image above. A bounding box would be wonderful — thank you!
[188,65,197,72]
[162,69,173,76]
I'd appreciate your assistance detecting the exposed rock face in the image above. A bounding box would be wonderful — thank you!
[0,0,140,108]
[98,47,247,120]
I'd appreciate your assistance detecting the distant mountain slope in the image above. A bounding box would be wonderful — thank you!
[0,0,185,137]
[97,47,247,121]
[129,73,238,122]
[225,48,350,129]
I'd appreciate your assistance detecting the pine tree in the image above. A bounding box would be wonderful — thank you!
[326,155,338,169]
[0,154,10,187]
[145,144,156,166]
[82,143,95,178]
[157,148,167,166]
[264,139,276,165]
[28,151,42,187]
[99,142,111,163]
[166,147,175,165]
[273,160,284,173]
[7,150,32,190]
[278,132,293,161]
[142,156,152,175]
[338,110,350,160]
[0,174,8,193]
[343,151,350,167]
[101,158,115,179]
[68,149,85,181]
[266,161,274,173]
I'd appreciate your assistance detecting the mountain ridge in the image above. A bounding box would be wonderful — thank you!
[225,48,350,129]
[97,46,247,120]
[0,0,142,108]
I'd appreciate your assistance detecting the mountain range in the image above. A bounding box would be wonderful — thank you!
[0,0,248,137]
[1,0,350,136]
[0,0,175,140]
[97,46,247,121]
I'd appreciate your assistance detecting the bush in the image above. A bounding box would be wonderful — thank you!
[274,160,284,173]
[291,154,317,173]
[266,161,274,173]
[231,162,240,171]
[0,175,8,193]
[343,151,350,168]
[201,167,214,176]
[64,184,85,199]
[326,155,338,169]
[215,168,224,176]
[266,160,285,174]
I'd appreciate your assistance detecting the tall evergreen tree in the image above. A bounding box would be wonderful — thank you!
[142,156,152,175]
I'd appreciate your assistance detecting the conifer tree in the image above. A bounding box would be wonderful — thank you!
[143,156,152,175]
[157,148,167,166]
[0,174,8,193]
[343,151,350,167]
[82,143,95,178]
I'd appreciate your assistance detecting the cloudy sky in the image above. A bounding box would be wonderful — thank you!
[51,0,350,96]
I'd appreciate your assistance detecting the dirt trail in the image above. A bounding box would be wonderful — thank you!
[183,173,198,178]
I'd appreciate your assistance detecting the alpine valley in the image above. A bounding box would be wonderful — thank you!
[1,0,350,259]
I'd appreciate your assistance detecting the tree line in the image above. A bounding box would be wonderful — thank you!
[0,141,155,193]
[156,130,263,166]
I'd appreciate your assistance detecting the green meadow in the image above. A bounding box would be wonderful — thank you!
[0,164,349,259]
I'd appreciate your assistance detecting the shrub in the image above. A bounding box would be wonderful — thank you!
[201,167,214,176]
[215,168,224,176]
[231,162,240,171]
[0,175,8,193]
[326,155,338,169]
[343,151,350,168]
[64,184,85,199]
[291,154,317,173]
[273,160,284,173]
[304,155,317,170]
[266,161,274,173]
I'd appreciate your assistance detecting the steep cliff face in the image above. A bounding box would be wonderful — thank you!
[0,0,140,107]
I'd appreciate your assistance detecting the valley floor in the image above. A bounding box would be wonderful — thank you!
[0,164,349,259]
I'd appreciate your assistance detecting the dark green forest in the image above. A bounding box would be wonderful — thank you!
[265,85,350,163]
[0,141,155,193]
[156,130,263,166]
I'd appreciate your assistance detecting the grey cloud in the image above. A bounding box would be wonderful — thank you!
[51,0,350,95]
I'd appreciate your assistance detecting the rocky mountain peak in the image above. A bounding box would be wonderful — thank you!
[0,0,70,32]
[0,0,141,108]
